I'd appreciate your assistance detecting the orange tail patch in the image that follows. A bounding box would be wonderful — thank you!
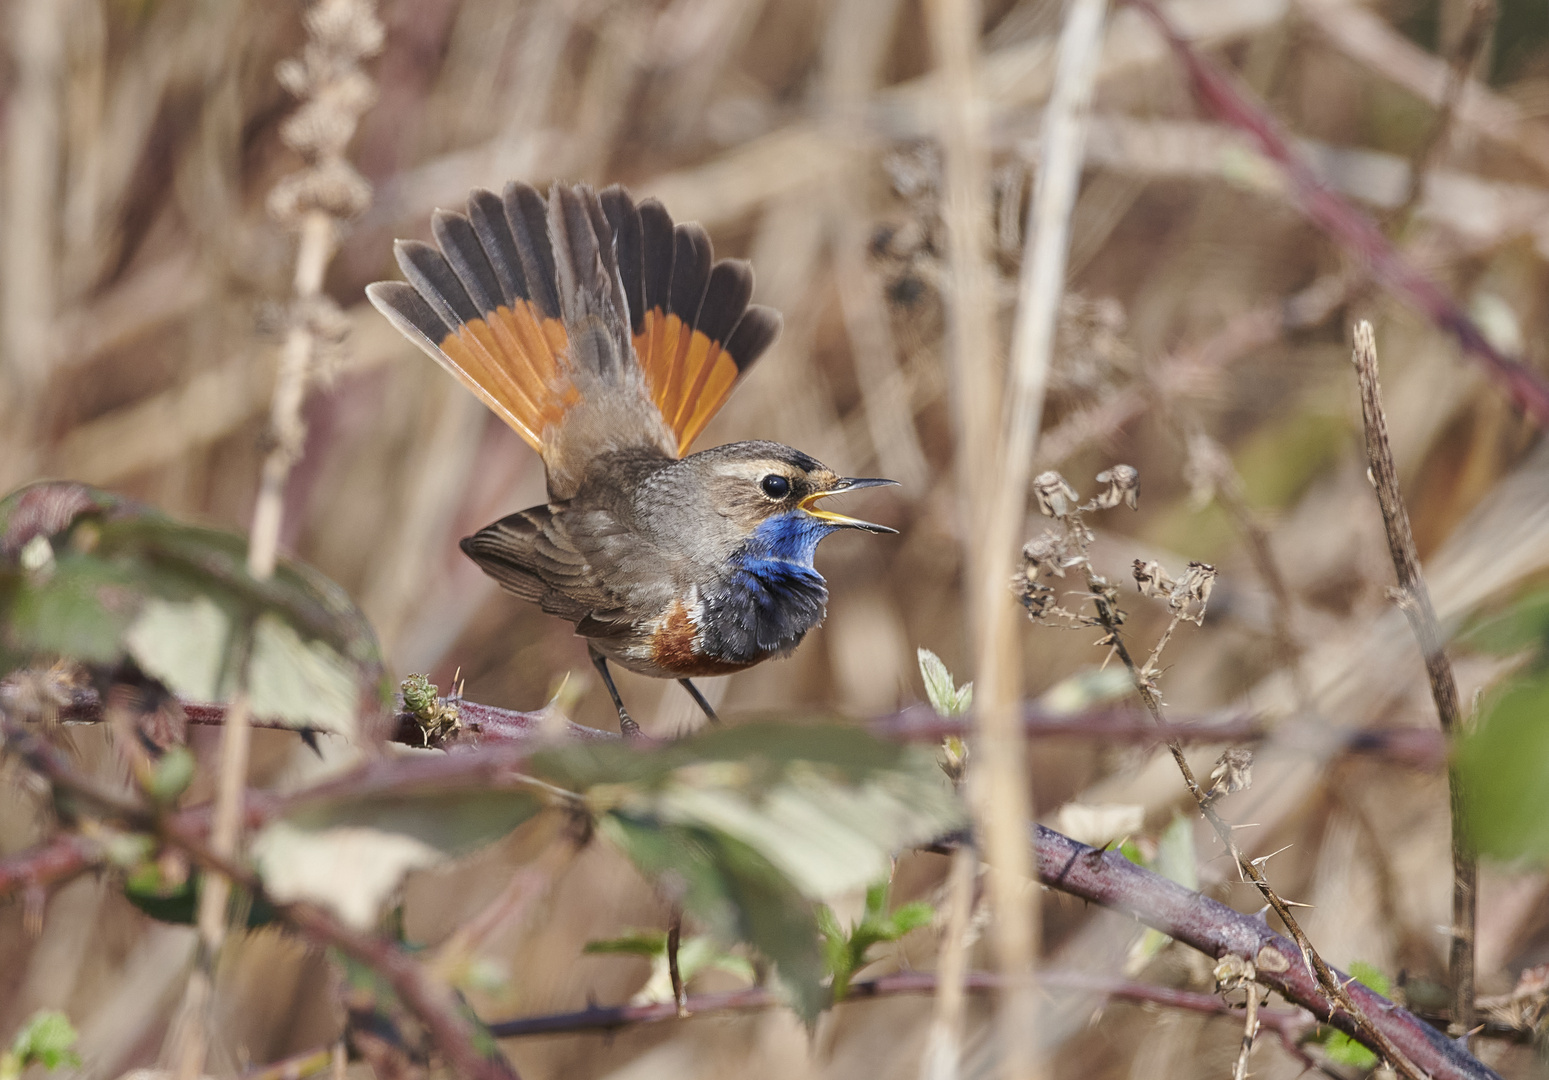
[369,182,781,459]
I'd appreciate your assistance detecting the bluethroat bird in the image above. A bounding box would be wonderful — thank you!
[367,182,895,736]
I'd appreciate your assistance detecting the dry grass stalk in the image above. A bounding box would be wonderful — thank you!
[3,0,63,400]
[1350,320,1476,1035]
[923,0,1039,1074]
[175,4,381,1078]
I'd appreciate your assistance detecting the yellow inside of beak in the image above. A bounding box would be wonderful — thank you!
[798,489,872,529]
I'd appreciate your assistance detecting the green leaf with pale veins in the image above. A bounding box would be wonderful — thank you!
[917,648,972,717]
[253,788,544,930]
[536,722,965,1022]
[0,481,387,737]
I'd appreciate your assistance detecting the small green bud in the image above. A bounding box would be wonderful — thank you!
[401,674,439,718]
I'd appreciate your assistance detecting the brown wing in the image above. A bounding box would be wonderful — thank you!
[368,182,781,490]
[459,505,628,629]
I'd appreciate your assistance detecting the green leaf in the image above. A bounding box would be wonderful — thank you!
[1125,815,1196,974]
[1345,960,1390,996]
[123,595,233,701]
[2,1010,81,1080]
[123,868,277,929]
[253,789,543,930]
[245,612,361,736]
[146,745,196,804]
[1457,673,1549,862]
[583,930,669,956]
[1317,962,1388,1069]
[1152,814,1198,891]
[1460,588,1549,658]
[0,482,387,737]
[820,879,934,1001]
[1037,666,1133,715]
[602,813,829,1021]
[539,723,964,900]
[535,723,965,1022]
[917,649,972,717]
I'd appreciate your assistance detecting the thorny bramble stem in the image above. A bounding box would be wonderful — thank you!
[1018,470,1430,1080]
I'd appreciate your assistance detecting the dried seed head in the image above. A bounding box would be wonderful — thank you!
[1021,529,1085,579]
[1177,561,1217,624]
[1133,558,1171,597]
[1033,471,1079,518]
[1208,747,1254,799]
[1089,464,1139,510]
[1133,559,1216,624]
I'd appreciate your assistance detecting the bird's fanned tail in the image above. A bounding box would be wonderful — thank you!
[367,181,782,495]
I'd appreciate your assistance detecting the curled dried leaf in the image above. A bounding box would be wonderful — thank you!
[1089,464,1139,511]
[1133,558,1171,598]
[1175,562,1217,625]
[1032,471,1080,519]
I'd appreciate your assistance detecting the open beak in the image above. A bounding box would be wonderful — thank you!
[799,477,899,534]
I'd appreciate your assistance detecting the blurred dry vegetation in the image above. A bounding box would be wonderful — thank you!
[3,0,1549,1077]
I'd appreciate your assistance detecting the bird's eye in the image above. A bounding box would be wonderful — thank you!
[760,474,791,500]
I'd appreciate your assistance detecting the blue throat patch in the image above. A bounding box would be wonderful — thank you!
[700,512,835,664]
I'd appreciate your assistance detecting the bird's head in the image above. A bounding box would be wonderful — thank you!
[654,441,896,568]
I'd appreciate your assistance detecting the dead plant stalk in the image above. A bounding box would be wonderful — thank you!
[923,0,1023,1075]
[1066,512,1430,1080]
[1350,319,1475,1034]
[176,3,380,1078]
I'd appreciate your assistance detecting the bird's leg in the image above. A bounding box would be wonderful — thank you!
[590,648,641,738]
[678,678,721,725]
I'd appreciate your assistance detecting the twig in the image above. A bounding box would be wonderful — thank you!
[0,832,99,902]
[477,969,1313,1038]
[249,968,1329,1080]
[1073,551,1430,1080]
[1,708,1497,1079]
[0,713,522,1080]
[1129,0,1549,427]
[1232,980,1263,1080]
[1020,826,1501,1080]
[34,682,1452,765]
[666,910,687,1017]
[1390,0,1497,229]
[176,4,381,1076]
[1350,320,1476,1035]
[922,843,978,1080]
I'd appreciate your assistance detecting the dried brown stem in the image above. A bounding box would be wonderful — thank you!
[922,843,977,1080]
[925,0,1040,1070]
[666,910,687,1017]
[32,681,1452,765]
[1067,507,1429,1080]
[1390,0,1498,229]
[0,714,522,1080]
[1350,320,1475,1035]
[0,709,1498,1079]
